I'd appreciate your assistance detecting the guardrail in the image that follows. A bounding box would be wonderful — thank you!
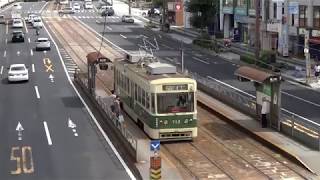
[0,0,18,10]
[188,71,320,150]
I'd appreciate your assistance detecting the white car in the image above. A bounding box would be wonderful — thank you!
[12,18,23,28]
[27,14,37,23]
[8,64,29,82]
[122,15,134,23]
[36,37,51,51]
[73,3,80,10]
[32,17,43,28]
[84,2,93,9]
[60,0,68,5]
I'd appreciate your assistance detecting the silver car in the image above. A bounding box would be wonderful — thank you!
[122,15,134,23]
[36,37,50,51]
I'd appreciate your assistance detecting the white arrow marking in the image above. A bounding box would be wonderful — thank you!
[151,144,159,149]
[49,74,54,82]
[16,122,24,131]
[68,118,76,129]
[17,51,20,56]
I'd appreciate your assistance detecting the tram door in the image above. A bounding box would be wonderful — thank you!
[130,81,134,108]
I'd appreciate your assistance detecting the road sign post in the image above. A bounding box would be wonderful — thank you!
[150,140,161,180]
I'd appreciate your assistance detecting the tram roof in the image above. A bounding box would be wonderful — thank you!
[117,61,192,82]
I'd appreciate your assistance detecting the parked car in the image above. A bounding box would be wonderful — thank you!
[35,37,51,51]
[59,0,68,5]
[84,2,93,9]
[12,18,23,28]
[8,64,29,82]
[101,7,114,16]
[73,3,80,10]
[12,30,24,42]
[59,7,75,14]
[121,15,134,23]
[0,15,5,24]
[32,17,43,28]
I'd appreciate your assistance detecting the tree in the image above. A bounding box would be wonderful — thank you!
[152,0,163,8]
[186,0,219,32]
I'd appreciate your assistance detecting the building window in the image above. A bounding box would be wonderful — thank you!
[299,5,307,27]
[237,0,246,7]
[273,3,277,19]
[314,6,320,28]
[224,0,233,7]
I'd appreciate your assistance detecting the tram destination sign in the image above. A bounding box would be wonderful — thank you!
[163,84,188,91]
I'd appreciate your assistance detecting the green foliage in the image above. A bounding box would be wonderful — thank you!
[186,0,219,29]
[152,0,163,7]
[193,33,219,52]
[240,54,256,64]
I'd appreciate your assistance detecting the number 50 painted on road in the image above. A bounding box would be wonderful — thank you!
[11,146,34,175]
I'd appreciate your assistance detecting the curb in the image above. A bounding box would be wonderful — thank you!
[197,100,315,174]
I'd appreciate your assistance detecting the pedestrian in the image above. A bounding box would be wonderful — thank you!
[314,64,320,80]
[261,97,270,128]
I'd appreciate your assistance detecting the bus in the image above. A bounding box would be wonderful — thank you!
[114,59,197,141]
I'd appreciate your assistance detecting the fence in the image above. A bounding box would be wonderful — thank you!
[75,72,138,152]
[189,71,320,150]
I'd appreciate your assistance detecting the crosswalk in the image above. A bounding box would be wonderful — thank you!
[43,15,120,21]
[59,48,78,79]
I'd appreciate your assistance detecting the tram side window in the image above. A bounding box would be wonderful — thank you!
[126,77,130,93]
[146,93,150,110]
[135,84,138,101]
[138,87,141,103]
[151,93,155,113]
[157,93,194,113]
[142,89,145,107]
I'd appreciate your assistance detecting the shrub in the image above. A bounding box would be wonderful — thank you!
[240,54,255,64]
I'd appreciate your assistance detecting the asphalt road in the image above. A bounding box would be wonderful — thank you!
[0,2,133,180]
[71,1,320,125]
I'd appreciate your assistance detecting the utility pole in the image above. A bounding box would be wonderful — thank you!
[161,0,167,31]
[255,0,261,63]
[128,0,131,15]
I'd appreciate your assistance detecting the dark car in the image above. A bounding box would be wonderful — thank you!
[101,7,114,16]
[12,31,24,42]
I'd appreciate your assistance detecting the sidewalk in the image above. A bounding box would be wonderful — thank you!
[197,91,320,177]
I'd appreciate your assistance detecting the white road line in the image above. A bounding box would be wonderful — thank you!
[39,2,49,13]
[120,34,127,39]
[161,44,173,50]
[6,23,8,34]
[5,38,7,44]
[106,26,112,31]
[28,38,31,43]
[282,91,320,108]
[0,66,3,75]
[30,49,33,56]
[32,64,35,73]
[3,50,6,57]
[34,86,40,99]
[193,56,210,65]
[43,121,53,146]
[42,20,136,180]
[23,19,28,33]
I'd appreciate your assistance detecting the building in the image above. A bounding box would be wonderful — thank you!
[221,0,320,58]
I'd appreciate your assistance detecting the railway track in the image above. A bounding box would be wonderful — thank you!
[42,4,317,179]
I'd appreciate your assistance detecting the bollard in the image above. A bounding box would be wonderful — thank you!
[150,156,161,180]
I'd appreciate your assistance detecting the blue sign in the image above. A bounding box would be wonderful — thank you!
[289,2,299,15]
[150,140,160,151]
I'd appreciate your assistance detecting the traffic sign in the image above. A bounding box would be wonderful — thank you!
[175,3,181,11]
[150,140,160,151]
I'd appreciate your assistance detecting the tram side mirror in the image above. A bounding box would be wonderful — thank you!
[99,63,108,70]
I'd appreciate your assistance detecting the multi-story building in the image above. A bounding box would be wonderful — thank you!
[221,0,320,58]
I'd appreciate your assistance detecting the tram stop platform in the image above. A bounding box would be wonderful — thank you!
[197,91,320,176]
[78,76,184,180]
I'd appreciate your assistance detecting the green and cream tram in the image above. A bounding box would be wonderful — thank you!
[114,60,197,140]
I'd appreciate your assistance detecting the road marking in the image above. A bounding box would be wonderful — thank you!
[120,34,127,39]
[106,26,112,31]
[39,2,49,13]
[6,23,8,34]
[282,91,320,108]
[3,50,6,57]
[161,44,173,50]
[32,64,35,73]
[34,86,40,99]
[30,49,33,56]
[23,20,28,33]
[17,51,20,56]
[43,121,52,146]
[193,56,210,64]
[43,20,136,179]
[45,64,54,72]
[43,58,51,65]
[5,38,7,44]
[28,38,31,43]
[0,66,3,75]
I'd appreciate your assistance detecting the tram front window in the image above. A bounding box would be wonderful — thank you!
[157,92,194,113]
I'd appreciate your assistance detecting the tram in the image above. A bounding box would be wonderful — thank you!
[114,58,197,140]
